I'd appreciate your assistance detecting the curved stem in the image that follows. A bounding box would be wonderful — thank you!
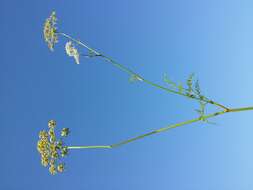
[58,32,229,111]
[67,106,253,150]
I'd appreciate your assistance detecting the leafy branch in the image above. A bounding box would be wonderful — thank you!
[58,32,230,111]
[42,12,228,111]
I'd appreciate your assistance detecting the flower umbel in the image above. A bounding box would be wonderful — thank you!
[65,41,80,64]
[37,120,69,175]
[43,11,58,51]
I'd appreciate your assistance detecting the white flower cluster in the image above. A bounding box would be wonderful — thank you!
[65,41,80,64]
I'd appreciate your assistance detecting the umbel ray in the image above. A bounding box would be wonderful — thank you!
[37,11,253,175]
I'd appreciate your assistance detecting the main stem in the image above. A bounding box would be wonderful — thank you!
[58,32,229,111]
[67,106,253,150]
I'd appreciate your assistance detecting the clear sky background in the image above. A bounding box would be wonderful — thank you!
[1,0,253,189]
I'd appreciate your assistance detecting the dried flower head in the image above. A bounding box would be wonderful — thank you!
[37,120,69,175]
[65,41,80,64]
[43,11,58,51]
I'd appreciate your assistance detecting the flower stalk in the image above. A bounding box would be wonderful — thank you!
[66,106,253,150]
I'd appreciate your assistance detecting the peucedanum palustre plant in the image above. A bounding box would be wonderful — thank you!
[38,11,253,175]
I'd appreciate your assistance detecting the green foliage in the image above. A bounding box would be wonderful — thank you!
[195,101,207,120]
[186,73,194,97]
[194,79,201,97]
[164,73,206,100]
[164,73,211,119]
[191,78,212,122]
[163,74,184,94]
[163,74,177,88]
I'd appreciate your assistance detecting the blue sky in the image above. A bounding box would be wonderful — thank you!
[1,0,253,189]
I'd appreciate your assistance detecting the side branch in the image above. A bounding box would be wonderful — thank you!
[58,32,229,111]
[67,106,253,150]
[67,110,226,150]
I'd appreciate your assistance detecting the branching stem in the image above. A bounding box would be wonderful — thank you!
[57,32,250,150]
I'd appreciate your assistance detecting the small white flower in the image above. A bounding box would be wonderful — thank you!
[65,41,80,64]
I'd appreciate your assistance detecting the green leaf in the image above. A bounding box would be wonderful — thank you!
[195,100,207,120]
[186,73,194,96]
[194,79,201,96]
[163,74,177,88]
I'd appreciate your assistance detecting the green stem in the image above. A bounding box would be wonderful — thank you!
[68,145,111,149]
[67,106,253,150]
[57,32,229,111]
[229,106,253,112]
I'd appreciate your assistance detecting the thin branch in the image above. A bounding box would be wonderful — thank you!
[67,106,253,150]
[57,32,229,111]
